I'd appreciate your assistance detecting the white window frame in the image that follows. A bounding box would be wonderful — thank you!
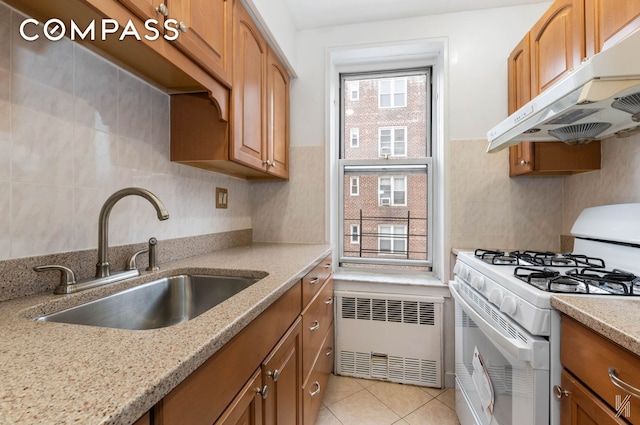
[350,81,359,100]
[350,176,359,196]
[378,176,406,206]
[378,78,407,108]
[350,224,360,244]
[378,126,407,157]
[350,128,360,148]
[378,224,407,254]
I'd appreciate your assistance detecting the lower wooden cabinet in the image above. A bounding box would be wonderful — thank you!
[214,369,264,425]
[303,323,334,425]
[559,315,640,424]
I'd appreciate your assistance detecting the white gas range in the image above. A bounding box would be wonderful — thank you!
[450,203,640,425]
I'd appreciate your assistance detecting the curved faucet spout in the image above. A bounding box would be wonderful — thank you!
[96,188,169,278]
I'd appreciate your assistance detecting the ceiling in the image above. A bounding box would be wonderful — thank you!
[281,0,550,30]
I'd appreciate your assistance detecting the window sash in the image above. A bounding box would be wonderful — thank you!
[378,176,406,206]
[378,78,407,108]
[378,127,407,157]
[378,224,407,254]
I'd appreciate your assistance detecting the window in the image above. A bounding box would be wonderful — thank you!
[378,78,407,108]
[378,225,407,254]
[350,128,360,148]
[350,176,359,196]
[350,224,360,244]
[350,81,359,100]
[378,176,406,206]
[379,127,406,157]
[339,69,432,271]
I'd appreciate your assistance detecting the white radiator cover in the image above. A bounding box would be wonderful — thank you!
[335,290,444,388]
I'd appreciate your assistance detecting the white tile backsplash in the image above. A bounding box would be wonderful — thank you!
[0,2,252,261]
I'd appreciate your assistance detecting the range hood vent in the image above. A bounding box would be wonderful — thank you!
[487,28,640,153]
[548,122,612,144]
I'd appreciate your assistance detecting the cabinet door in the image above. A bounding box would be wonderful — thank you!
[118,0,162,21]
[585,0,640,58]
[168,0,233,85]
[232,1,267,172]
[507,33,534,177]
[214,369,264,425]
[559,370,627,425]
[265,47,290,179]
[530,0,582,96]
[262,318,302,425]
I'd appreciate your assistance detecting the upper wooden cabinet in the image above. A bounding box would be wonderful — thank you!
[585,0,640,58]
[266,48,291,179]
[507,0,605,177]
[530,0,582,96]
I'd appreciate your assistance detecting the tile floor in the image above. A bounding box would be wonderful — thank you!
[315,374,461,425]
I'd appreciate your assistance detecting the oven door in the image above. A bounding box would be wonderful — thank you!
[451,278,549,425]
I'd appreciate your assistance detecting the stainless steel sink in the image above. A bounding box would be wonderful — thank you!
[36,274,261,330]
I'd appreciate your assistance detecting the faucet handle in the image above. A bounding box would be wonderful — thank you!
[126,248,149,271]
[146,237,159,272]
[33,265,77,294]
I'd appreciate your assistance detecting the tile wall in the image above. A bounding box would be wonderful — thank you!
[449,139,564,251]
[563,133,640,233]
[0,3,252,261]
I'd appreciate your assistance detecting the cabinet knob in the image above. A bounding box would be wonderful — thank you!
[255,385,269,399]
[155,3,168,16]
[553,385,570,399]
[176,21,187,33]
[267,369,280,382]
[308,277,320,285]
[263,160,272,167]
[325,297,334,305]
[309,381,321,397]
[520,160,529,166]
[309,320,320,331]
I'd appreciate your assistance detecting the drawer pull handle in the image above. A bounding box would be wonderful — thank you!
[267,369,280,382]
[255,385,269,399]
[552,385,570,399]
[309,277,320,285]
[609,367,640,398]
[325,347,333,356]
[309,320,320,331]
[309,381,321,397]
[325,297,333,305]
[324,263,331,269]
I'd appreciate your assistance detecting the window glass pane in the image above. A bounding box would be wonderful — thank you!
[344,74,427,160]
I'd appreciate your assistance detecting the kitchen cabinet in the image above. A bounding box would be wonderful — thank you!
[558,315,640,424]
[585,0,640,58]
[169,1,290,179]
[133,412,151,425]
[117,0,233,86]
[507,0,601,177]
[152,253,333,425]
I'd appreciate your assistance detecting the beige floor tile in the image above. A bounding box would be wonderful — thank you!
[353,376,378,388]
[393,420,410,425]
[436,388,456,410]
[367,381,435,417]
[315,406,342,425]
[323,374,366,406]
[328,389,401,425]
[403,399,460,425]
[421,386,447,398]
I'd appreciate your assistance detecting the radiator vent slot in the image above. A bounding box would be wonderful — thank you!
[336,291,443,388]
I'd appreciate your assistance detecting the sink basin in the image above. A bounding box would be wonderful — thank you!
[36,274,261,330]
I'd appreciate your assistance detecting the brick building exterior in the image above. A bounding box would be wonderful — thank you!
[341,74,429,264]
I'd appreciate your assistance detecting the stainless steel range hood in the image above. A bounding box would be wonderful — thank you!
[487,29,640,153]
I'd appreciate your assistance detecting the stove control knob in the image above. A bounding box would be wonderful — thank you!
[471,276,485,291]
[459,266,469,280]
[488,288,503,306]
[453,261,461,275]
[500,296,517,316]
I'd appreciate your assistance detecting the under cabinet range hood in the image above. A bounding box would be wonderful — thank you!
[487,28,640,153]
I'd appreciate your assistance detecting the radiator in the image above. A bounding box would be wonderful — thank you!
[335,290,444,388]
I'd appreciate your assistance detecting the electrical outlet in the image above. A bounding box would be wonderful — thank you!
[216,187,228,209]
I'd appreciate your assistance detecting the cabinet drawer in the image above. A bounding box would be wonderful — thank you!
[302,278,334,380]
[560,369,627,425]
[561,315,640,424]
[302,325,335,425]
[302,254,332,306]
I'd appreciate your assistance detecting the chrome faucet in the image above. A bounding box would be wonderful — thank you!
[95,188,169,278]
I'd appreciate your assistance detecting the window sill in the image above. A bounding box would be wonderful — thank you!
[333,269,446,287]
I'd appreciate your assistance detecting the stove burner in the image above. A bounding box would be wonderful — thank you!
[515,267,585,293]
[474,249,522,265]
[567,268,640,295]
[474,248,606,268]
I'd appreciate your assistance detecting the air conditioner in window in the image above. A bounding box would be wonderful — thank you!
[380,197,391,206]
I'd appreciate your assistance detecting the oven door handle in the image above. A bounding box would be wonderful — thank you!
[450,281,533,363]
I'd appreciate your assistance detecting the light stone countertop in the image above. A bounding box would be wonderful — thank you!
[551,295,640,357]
[0,243,331,425]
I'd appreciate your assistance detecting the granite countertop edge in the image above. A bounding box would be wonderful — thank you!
[551,295,640,357]
[0,243,331,425]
